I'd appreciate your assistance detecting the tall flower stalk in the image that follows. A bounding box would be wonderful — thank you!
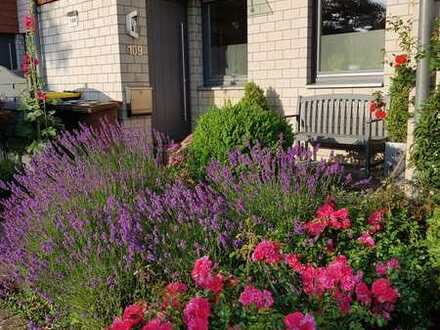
[20,1,57,153]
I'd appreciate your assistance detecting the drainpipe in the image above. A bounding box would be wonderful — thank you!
[406,0,434,189]
[415,0,434,117]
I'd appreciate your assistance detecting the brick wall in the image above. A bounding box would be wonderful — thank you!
[38,0,123,101]
[116,0,149,102]
[187,0,421,124]
[0,0,18,34]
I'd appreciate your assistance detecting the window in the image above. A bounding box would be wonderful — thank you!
[0,34,17,71]
[316,0,386,84]
[202,0,247,86]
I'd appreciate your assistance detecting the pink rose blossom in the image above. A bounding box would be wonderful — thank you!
[372,279,399,304]
[183,297,211,330]
[251,240,282,264]
[110,318,133,330]
[316,202,336,218]
[166,282,188,295]
[355,282,372,305]
[357,232,375,248]
[122,304,144,327]
[284,312,316,330]
[375,262,388,276]
[304,219,327,237]
[142,318,173,330]
[285,254,305,272]
[239,286,274,310]
[191,257,224,294]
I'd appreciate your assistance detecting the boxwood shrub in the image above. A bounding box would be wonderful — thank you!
[189,102,293,176]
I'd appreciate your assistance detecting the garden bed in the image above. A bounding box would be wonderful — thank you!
[0,123,438,330]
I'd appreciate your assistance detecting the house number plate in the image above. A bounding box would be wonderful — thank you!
[128,45,144,56]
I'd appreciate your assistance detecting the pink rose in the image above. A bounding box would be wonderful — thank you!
[372,279,400,304]
[122,304,145,327]
[251,240,282,264]
[284,311,316,330]
[357,232,375,248]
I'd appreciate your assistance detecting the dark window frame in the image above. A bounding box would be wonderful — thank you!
[0,34,17,71]
[202,0,248,87]
[313,0,386,85]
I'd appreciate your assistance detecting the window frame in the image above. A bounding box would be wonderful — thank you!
[314,0,386,85]
[201,0,248,87]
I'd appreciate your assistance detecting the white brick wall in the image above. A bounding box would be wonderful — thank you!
[39,0,124,101]
[188,0,421,123]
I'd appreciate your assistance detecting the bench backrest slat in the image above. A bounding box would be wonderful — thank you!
[297,94,386,139]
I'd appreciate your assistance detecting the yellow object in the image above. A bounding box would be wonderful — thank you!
[46,91,82,100]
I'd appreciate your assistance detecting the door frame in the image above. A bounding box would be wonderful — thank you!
[146,0,191,140]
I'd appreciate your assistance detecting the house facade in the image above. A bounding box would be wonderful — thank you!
[6,0,436,140]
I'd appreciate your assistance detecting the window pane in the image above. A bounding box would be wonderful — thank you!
[206,0,247,83]
[0,35,17,71]
[319,0,386,73]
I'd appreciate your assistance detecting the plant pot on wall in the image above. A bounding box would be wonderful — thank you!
[384,142,406,178]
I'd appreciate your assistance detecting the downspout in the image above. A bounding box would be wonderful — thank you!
[414,0,434,118]
[406,0,434,188]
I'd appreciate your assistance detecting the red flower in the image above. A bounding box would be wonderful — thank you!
[36,90,47,101]
[24,15,35,32]
[357,232,375,248]
[183,297,211,330]
[109,318,133,330]
[285,254,305,272]
[368,209,386,226]
[316,201,336,218]
[369,101,379,113]
[122,304,145,327]
[328,208,351,230]
[284,312,316,330]
[394,54,408,67]
[375,110,388,120]
[251,240,282,264]
[355,282,372,305]
[372,279,400,304]
[163,282,187,310]
[333,289,352,314]
[191,256,224,294]
[166,282,187,295]
[142,318,173,330]
[304,218,327,237]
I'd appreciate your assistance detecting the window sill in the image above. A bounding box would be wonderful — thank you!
[306,82,383,89]
[198,85,245,91]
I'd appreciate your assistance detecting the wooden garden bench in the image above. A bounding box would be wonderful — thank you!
[286,94,387,175]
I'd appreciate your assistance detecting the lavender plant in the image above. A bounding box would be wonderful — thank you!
[0,123,169,328]
[0,125,345,328]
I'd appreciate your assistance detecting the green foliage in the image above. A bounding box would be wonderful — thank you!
[412,89,440,199]
[189,102,293,176]
[240,81,270,111]
[20,1,59,154]
[426,208,440,286]
[386,65,415,142]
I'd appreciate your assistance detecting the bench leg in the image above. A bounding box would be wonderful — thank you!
[365,144,372,177]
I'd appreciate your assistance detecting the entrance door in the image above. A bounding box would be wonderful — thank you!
[149,0,190,141]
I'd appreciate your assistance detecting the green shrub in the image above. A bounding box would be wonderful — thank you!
[189,102,293,176]
[412,89,440,200]
[427,208,440,285]
[386,66,415,142]
[240,81,270,111]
